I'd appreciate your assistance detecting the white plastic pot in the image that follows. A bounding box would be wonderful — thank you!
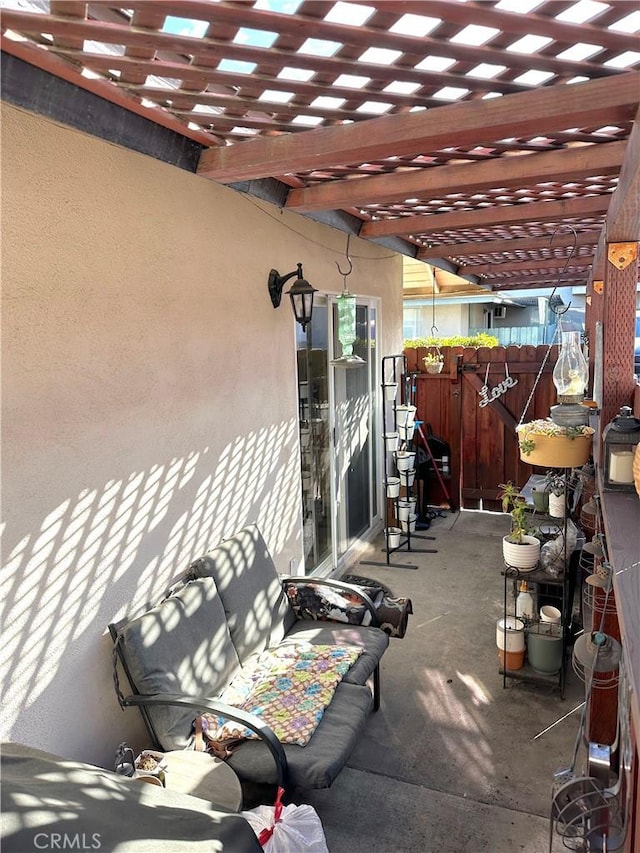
[384,432,399,452]
[496,617,525,652]
[502,535,540,570]
[397,497,417,520]
[398,423,415,442]
[382,383,397,401]
[384,527,402,548]
[400,468,416,487]
[400,513,417,532]
[395,451,416,472]
[395,405,417,427]
[385,478,401,498]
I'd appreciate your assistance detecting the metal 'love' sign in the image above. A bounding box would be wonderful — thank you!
[478,362,518,408]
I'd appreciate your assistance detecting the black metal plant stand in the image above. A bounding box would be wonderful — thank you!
[360,354,437,571]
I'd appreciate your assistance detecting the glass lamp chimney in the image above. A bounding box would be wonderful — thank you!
[553,331,589,403]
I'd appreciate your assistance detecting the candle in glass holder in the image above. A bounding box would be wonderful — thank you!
[609,449,634,484]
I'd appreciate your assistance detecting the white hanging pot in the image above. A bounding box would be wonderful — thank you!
[395,450,416,472]
[398,422,415,442]
[548,492,566,518]
[400,468,416,487]
[385,477,401,498]
[401,513,418,532]
[382,383,397,401]
[384,432,399,452]
[502,535,540,570]
[395,405,417,427]
[397,497,417,520]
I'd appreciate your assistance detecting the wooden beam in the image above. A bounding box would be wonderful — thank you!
[419,230,600,260]
[490,275,587,291]
[591,104,640,274]
[360,195,612,240]
[459,254,594,276]
[197,73,640,182]
[286,142,626,213]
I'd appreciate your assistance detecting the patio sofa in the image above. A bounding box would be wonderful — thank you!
[110,524,390,792]
[1,742,262,853]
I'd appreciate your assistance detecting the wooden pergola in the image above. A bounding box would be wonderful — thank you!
[2,2,639,848]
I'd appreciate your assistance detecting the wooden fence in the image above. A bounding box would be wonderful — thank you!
[404,345,560,511]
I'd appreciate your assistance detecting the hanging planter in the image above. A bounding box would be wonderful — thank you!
[516,419,594,468]
[423,349,444,374]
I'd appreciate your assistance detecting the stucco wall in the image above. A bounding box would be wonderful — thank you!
[1,103,402,766]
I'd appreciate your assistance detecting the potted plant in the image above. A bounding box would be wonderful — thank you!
[423,351,444,374]
[498,481,541,570]
[516,419,595,468]
[544,471,566,518]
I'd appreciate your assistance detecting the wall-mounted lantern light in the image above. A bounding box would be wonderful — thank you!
[268,262,317,331]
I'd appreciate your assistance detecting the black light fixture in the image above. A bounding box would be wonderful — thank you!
[268,262,317,331]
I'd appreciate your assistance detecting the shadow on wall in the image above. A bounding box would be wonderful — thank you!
[0,421,301,761]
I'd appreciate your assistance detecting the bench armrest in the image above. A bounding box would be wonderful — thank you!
[120,692,288,790]
[281,576,381,628]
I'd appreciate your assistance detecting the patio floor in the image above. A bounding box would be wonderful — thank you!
[294,509,585,853]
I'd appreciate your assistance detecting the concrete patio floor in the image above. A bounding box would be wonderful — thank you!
[295,509,586,853]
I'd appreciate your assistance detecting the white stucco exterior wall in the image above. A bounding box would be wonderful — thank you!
[1,103,403,767]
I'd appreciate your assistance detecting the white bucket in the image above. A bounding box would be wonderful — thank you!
[496,617,525,652]
[385,477,401,498]
[395,450,416,472]
[397,497,417,520]
[399,468,416,487]
[384,527,402,548]
[395,405,417,427]
[384,432,399,452]
[382,383,397,401]
[401,513,417,532]
[398,423,415,442]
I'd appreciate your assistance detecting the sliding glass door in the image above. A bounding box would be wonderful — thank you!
[296,296,379,574]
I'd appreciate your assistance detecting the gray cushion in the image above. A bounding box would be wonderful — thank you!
[117,577,240,750]
[1,743,262,853]
[191,525,295,662]
[226,682,373,788]
[282,621,389,687]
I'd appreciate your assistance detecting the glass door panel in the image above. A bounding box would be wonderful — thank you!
[296,300,332,573]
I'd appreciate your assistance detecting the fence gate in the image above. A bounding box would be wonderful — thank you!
[405,345,559,511]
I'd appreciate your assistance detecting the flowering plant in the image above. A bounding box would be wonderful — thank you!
[423,352,444,365]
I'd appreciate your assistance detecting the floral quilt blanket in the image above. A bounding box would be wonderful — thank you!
[200,643,361,749]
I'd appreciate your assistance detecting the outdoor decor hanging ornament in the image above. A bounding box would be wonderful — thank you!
[478,362,518,409]
[331,235,365,369]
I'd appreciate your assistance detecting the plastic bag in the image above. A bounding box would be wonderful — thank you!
[539,519,579,576]
[241,788,329,853]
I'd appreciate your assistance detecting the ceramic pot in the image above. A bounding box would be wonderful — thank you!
[634,443,640,499]
[496,617,525,670]
[548,491,566,518]
[527,624,563,674]
[424,362,443,374]
[502,535,540,570]
[519,433,592,468]
[531,487,549,512]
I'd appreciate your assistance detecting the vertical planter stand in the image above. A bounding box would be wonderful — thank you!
[360,353,437,571]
